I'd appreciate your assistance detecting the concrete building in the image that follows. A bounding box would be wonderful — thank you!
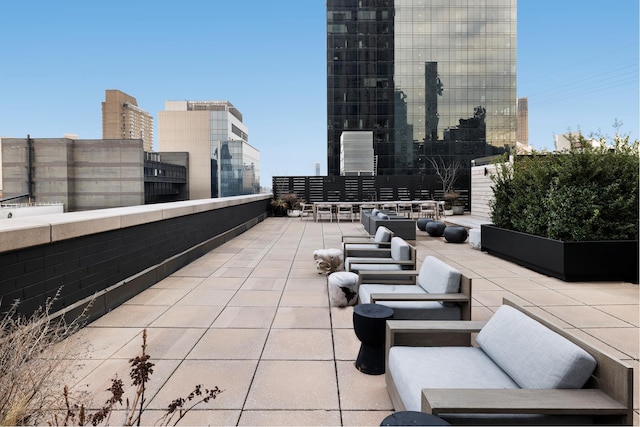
[327,0,516,177]
[1,137,187,211]
[158,100,260,199]
[555,132,603,152]
[340,131,375,176]
[102,89,154,152]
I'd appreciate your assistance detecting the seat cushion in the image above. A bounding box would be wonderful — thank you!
[359,284,423,303]
[476,305,597,389]
[417,256,461,294]
[389,346,519,412]
[358,284,461,320]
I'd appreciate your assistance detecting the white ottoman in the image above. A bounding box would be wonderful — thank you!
[313,248,344,274]
[328,271,359,307]
[469,228,481,249]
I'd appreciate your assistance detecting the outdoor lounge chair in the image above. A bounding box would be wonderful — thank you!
[342,226,394,258]
[345,237,416,282]
[385,298,634,425]
[357,255,471,321]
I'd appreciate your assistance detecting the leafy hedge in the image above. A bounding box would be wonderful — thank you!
[490,134,639,241]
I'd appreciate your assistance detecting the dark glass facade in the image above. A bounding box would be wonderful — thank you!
[327,0,516,177]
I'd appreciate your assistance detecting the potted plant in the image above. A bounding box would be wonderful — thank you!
[483,132,639,283]
[279,193,303,217]
[444,191,464,215]
[269,198,288,217]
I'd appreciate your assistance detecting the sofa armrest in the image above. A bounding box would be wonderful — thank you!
[387,320,485,335]
[358,269,418,285]
[386,319,484,350]
[358,270,419,282]
[349,258,415,266]
[342,235,374,243]
[370,292,469,304]
[421,388,628,417]
[344,247,392,258]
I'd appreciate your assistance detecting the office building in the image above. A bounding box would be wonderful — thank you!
[102,89,154,152]
[327,0,516,177]
[516,97,528,146]
[158,100,260,199]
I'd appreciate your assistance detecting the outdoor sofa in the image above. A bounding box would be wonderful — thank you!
[361,209,416,240]
[357,255,472,321]
[385,298,634,425]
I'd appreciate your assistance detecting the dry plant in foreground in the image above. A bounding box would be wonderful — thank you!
[0,290,88,426]
[53,329,223,426]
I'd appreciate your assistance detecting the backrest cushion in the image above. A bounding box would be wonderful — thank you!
[476,305,597,389]
[417,256,461,294]
[390,237,411,261]
[374,226,393,243]
[377,213,390,219]
[371,208,380,216]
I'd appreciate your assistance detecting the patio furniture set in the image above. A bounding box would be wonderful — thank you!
[322,225,634,425]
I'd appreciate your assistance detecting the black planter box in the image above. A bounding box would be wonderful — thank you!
[481,225,639,283]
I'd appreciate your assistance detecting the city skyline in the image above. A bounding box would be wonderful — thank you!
[0,0,637,189]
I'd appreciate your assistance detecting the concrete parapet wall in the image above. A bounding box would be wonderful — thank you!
[0,194,271,321]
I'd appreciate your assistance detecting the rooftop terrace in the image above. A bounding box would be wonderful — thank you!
[59,216,638,425]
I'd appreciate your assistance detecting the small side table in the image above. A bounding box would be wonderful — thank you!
[353,303,394,375]
[380,411,450,426]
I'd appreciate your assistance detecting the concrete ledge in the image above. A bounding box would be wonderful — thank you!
[0,220,51,252]
[0,194,272,253]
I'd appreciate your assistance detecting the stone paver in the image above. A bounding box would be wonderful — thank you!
[59,217,639,425]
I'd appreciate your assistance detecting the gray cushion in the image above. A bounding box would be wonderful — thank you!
[378,213,390,219]
[476,305,597,389]
[358,284,461,320]
[374,226,393,243]
[390,237,411,261]
[417,256,461,294]
[389,346,519,412]
[371,208,380,216]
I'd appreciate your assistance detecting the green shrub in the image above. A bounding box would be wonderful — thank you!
[490,133,639,241]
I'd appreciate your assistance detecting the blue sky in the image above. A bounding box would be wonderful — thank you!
[0,1,637,189]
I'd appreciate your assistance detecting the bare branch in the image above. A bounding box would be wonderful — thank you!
[426,156,461,194]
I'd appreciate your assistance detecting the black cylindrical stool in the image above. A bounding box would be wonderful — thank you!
[353,303,394,375]
[416,218,434,231]
[444,226,468,243]
[425,221,446,237]
[381,411,450,426]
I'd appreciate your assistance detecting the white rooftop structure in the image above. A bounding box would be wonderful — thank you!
[340,131,374,176]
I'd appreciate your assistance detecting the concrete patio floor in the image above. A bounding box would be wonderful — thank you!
[60,217,639,426]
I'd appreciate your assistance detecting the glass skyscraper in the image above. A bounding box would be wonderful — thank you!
[327,0,516,177]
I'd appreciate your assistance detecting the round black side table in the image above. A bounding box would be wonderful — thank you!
[380,411,450,426]
[353,303,394,375]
